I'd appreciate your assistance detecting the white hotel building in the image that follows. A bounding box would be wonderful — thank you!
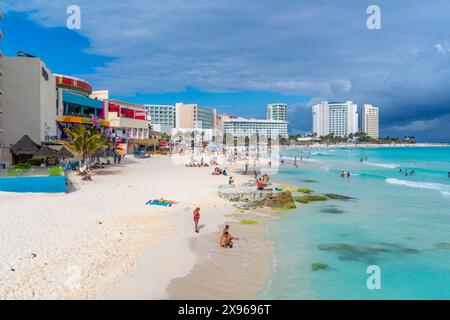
[267,103,288,122]
[312,101,358,137]
[361,104,380,139]
[144,104,175,135]
[222,118,288,139]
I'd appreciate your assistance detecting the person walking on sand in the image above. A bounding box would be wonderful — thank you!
[193,207,201,233]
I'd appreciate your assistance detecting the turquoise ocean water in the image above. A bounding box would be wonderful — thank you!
[259,147,450,300]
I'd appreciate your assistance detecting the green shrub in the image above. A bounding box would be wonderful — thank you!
[16,163,31,170]
[49,166,65,176]
[26,159,43,166]
[7,168,21,176]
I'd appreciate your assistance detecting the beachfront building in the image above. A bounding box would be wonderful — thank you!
[174,103,217,141]
[56,74,111,139]
[90,91,151,154]
[144,104,175,135]
[222,118,288,139]
[0,10,9,167]
[217,114,235,131]
[108,100,150,141]
[361,104,380,139]
[312,101,358,137]
[175,103,217,130]
[267,103,288,122]
[0,56,58,147]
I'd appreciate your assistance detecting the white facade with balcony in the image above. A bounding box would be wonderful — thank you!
[312,101,358,137]
[222,118,288,139]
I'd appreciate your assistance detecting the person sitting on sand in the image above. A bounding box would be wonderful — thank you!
[257,178,264,191]
[222,225,240,241]
[222,169,228,176]
[229,177,235,185]
[220,231,236,248]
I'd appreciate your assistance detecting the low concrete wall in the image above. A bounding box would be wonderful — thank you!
[0,175,66,193]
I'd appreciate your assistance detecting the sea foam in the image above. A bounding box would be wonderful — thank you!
[386,178,450,196]
[367,162,400,169]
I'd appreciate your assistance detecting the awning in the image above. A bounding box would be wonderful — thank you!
[62,92,103,109]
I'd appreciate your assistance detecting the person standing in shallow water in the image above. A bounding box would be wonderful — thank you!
[193,208,201,233]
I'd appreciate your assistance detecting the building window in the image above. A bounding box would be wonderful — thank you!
[42,67,49,81]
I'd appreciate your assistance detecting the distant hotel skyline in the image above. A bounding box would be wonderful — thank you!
[312,101,380,138]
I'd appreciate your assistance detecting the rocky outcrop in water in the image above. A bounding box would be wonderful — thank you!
[218,185,296,210]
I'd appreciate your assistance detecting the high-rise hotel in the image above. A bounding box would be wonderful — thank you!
[312,101,359,137]
[361,104,379,139]
[267,103,288,122]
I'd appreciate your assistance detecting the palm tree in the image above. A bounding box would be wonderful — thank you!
[60,125,110,171]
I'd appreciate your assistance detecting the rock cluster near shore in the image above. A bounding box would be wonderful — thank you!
[218,185,296,210]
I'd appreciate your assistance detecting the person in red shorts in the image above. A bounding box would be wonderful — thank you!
[193,207,201,233]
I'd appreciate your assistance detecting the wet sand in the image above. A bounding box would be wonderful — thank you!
[167,209,275,300]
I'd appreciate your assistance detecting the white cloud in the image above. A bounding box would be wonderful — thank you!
[4,0,450,140]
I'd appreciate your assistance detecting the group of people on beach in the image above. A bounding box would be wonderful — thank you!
[220,225,239,249]
[340,170,351,178]
[256,174,270,191]
[192,208,239,249]
[399,169,415,176]
[113,150,123,164]
[212,167,227,176]
[185,162,209,168]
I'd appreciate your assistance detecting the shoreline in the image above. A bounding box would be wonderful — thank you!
[105,163,277,300]
[282,143,450,150]
[166,207,276,300]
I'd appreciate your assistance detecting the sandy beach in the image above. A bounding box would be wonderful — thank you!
[0,155,272,299]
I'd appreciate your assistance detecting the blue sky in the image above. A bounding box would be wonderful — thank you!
[1,1,450,141]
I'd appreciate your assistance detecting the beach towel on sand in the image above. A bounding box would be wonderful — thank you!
[146,199,176,207]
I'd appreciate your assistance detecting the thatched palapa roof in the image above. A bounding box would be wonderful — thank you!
[56,146,75,158]
[10,135,40,155]
[34,146,59,158]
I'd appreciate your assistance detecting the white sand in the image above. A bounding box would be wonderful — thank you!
[0,156,249,299]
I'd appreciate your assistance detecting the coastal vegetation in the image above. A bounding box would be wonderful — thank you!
[60,125,110,170]
[311,263,329,271]
[324,194,355,200]
[239,219,258,225]
[295,195,328,204]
